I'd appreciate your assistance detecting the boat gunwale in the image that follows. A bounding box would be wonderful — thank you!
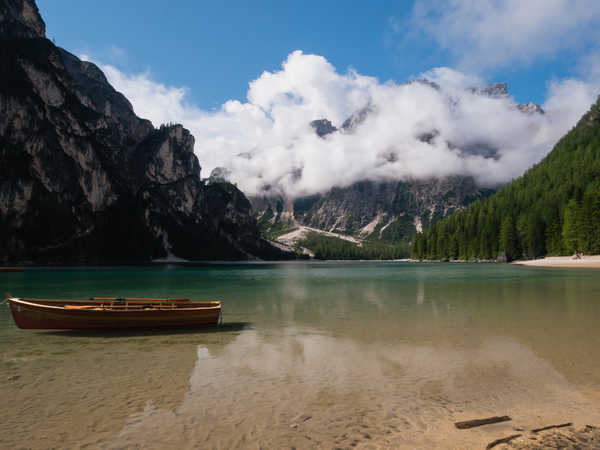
[7,297,221,312]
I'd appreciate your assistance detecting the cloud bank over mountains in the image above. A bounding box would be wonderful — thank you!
[97,51,597,198]
[85,0,600,199]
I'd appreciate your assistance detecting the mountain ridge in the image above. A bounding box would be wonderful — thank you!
[0,0,289,263]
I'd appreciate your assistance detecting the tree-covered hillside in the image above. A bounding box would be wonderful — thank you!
[297,232,408,260]
[411,96,600,261]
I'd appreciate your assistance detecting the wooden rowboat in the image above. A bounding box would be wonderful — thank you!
[6,296,222,330]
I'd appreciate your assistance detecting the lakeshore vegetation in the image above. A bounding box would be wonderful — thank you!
[411,97,600,261]
[296,232,408,260]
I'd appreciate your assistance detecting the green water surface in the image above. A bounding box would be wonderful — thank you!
[1,262,599,448]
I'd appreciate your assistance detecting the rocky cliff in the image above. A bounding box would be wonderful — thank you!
[0,0,287,263]
[297,177,493,238]
[253,176,492,245]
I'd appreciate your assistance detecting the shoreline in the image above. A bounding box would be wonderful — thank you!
[513,255,600,268]
[4,256,600,267]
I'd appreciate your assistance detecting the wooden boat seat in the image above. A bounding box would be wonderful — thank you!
[65,304,185,310]
[90,297,190,303]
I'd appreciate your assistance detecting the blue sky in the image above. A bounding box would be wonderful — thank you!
[37,0,597,107]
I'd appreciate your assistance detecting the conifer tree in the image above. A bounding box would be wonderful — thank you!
[499,216,518,261]
[562,198,580,253]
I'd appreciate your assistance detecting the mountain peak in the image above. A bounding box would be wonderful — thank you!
[0,0,45,39]
[468,82,508,98]
[310,119,337,137]
[517,102,545,115]
[341,105,373,132]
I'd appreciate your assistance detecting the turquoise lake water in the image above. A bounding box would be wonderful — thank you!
[1,262,599,448]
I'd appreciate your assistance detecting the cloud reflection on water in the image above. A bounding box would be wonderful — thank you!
[111,327,600,448]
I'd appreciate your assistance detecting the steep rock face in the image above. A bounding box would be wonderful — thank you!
[0,0,44,39]
[297,177,492,237]
[0,0,287,263]
[252,176,492,244]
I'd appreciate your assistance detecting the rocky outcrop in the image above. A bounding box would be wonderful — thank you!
[468,82,544,114]
[0,0,44,39]
[208,166,232,182]
[517,102,545,114]
[469,82,544,114]
[340,105,372,132]
[0,0,288,263]
[297,176,492,237]
[469,82,509,98]
[310,119,337,138]
[251,176,492,244]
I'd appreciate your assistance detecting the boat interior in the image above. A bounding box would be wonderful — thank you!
[11,297,221,311]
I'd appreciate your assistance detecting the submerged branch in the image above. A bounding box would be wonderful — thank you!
[455,416,511,429]
[486,434,522,449]
[532,422,572,433]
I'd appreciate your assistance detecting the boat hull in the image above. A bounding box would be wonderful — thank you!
[8,298,221,330]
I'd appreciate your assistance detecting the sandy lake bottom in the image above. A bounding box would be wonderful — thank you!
[1,262,599,449]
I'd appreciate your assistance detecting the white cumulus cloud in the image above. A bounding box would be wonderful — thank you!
[93,51,599,198]
[410,0,600,70]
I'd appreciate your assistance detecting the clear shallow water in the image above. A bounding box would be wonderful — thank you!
[1,262,599,449]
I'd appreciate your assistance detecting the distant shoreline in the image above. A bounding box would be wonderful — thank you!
[513,255,600,268]
[4,256,600,267]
